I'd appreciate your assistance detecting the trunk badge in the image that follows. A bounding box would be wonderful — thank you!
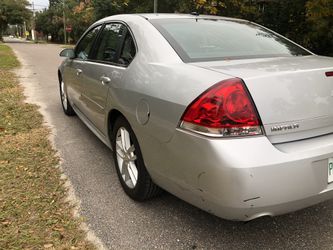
[271,123,300,133]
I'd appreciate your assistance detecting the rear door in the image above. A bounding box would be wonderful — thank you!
[80,22,137,134]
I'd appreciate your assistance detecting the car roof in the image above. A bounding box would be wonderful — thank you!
[100,13,246,23]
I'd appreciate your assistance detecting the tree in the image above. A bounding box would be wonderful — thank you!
[194,0,259,19]
[35,4,64,42]
[257,0,308,45]
[70,0,95,41]
[0,0,31,40]
[122,0,189,13]
[32,0,333,56]
[91,0,130,20]
[35,7,61,42]
[49,0,62,8]
[306,0,333,55]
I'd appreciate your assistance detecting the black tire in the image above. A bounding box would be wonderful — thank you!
[59,75,75,116]
[111,116,162,201]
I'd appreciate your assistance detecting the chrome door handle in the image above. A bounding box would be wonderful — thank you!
[100,76,111,85]
[76,69,82,76]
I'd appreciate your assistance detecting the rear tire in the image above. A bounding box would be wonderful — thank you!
[59,76,75,116]
[111,116,162,201]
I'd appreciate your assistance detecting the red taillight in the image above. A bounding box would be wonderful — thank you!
[180,78,263,137]
[326,72,333,77]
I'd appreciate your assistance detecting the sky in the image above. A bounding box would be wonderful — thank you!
[28,0,49,11]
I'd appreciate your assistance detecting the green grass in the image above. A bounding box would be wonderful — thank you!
[0,45,96,249]
[0,44,20,68]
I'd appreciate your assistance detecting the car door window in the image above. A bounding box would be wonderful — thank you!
[118,32,136,66]
[75,25,101,60]
[94,23,126,63]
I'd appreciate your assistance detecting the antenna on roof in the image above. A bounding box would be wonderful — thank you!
[154,0,158,13]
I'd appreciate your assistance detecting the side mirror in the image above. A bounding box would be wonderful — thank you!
[60,48,75,59]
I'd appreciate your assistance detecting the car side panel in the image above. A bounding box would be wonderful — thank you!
[102,16,235,179]
[62,59,86,110]
[79,61,125,134]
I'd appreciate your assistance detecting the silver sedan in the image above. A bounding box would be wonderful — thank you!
[58,14,333,221]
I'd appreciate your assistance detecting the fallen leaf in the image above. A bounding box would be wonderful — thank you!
[1,220,11,225]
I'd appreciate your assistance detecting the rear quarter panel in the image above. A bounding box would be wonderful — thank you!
[103,16,231,177]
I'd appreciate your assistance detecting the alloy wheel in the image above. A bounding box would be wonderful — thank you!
[115,127,138,189]
[60,80,68,110]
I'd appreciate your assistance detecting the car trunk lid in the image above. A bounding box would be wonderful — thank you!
[191,56,333,143]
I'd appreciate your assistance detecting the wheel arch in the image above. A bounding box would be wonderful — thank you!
[107,109,125,142]
[108,110,162,199]
[57,70,62,83]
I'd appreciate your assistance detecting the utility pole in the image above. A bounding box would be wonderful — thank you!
[63,0,67,44]
[154,0,158,13]
[23,21,27,39]
[31,1,36,41]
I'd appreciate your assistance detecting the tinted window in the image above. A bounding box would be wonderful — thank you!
[118,33,136,66]
[75,25,101,60]
[151,19,311,62]
[94,23,126,63]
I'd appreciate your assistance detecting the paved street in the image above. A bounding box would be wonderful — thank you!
[7,41,333,249]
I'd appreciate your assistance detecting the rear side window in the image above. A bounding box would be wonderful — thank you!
[94,23,126,63]
[118,33,136,66]
[75,25,101,60]
[92,23,136,66]
[150,18,311,62]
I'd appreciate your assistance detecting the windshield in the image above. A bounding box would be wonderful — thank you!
[150,18,311,62]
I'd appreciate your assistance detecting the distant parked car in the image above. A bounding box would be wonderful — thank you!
[9,35,14,38]
[58,14,333,221]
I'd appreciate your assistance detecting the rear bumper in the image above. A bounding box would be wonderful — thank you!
[148,130,333,221]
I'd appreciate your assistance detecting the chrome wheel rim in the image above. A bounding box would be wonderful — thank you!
[60,81,68,110]
[115,127,138,189]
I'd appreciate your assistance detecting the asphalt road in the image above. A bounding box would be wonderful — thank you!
[7,41,333,250]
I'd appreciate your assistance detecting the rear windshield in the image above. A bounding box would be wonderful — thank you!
[150,18,311,62]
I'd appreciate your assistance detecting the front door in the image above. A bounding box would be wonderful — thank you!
[80,23,137,134]
[66,25,102,113]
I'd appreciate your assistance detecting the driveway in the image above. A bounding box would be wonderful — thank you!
[7,41,333,249]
